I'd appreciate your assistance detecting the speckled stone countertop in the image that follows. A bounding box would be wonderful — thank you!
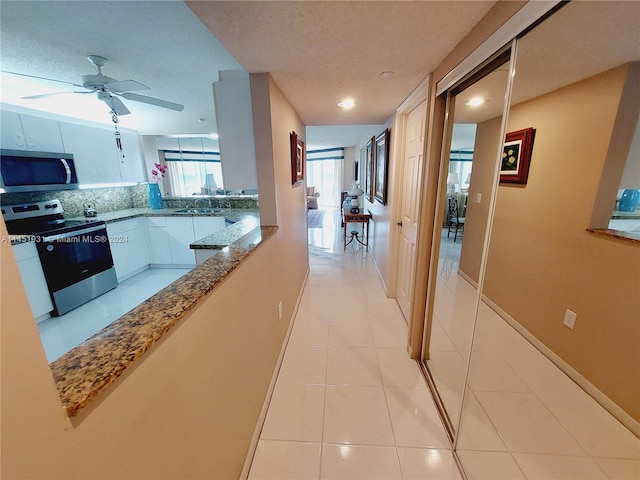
[66,207,261,250]
[9,208,260,248]
[48,225,277,417]
[587,228,640,244]
[66,207,258,225]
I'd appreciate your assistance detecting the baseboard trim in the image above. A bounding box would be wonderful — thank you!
[239,266,310,479]
[483,296,640,438]
[454,268,639,437]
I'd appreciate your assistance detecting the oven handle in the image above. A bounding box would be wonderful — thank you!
[41,224,106,242]
[60,158,72,184]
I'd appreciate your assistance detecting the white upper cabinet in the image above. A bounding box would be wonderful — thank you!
[118,131,146,183]
[1,109,145,186]
[0,111,64,152]
[58,122,122,184]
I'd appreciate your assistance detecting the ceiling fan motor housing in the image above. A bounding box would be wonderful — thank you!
[81,74,118,90]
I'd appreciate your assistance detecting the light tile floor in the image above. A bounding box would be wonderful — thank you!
[37,267,190,362]
[428,230,640,479]
[249,209,462,479]
[250,209,640,479]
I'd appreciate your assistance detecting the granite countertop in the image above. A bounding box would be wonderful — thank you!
[587,228,640,244]
[49,225,278,417]
[10,208,260,248]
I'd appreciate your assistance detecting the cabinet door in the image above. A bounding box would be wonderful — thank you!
[107,218,149,280]
[146,217,170,265]
[193,216,226,241]
[12,243,53,319]
[19,114,64,152]
[165,217,196,265]
[118,131,146,183]
[0,111,27,150]
[58,122,121,184]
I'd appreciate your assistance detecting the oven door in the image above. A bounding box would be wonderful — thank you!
[36,223,118,315]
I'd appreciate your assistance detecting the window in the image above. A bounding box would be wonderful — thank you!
[306,148,343,208]
[163,150,223,197]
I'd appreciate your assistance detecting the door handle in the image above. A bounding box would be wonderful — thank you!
[397,221,403,227]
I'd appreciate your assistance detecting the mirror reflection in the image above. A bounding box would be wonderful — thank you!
[423,58,512,436]
[147,135,259,199]
[456,1,640,473]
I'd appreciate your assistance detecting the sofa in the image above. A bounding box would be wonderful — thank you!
[307,186,320,209]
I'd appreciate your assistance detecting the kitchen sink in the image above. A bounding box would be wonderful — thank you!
[175,208,222,214]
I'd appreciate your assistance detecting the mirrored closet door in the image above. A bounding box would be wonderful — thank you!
[420,2,640,475]
[420,49,514,439]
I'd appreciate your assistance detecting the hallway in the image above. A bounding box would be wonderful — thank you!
[248,209,461,479]
[248,209,639,479]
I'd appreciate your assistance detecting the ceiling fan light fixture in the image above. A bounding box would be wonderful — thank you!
[338,98,356,110]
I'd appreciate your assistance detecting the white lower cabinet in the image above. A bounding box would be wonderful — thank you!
[193,216,226,241]
[146,216,196,266]
[165,217,197,265]
[12,242,53,320]
[145,216,226,267]
[107,218,149,281]
[146,217,171,266]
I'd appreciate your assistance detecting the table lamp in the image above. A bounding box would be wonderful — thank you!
[446,172,459,195]
[348,184,364,213]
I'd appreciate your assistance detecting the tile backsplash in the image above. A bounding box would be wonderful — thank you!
[1,183,149,217]
[1,184,258,218]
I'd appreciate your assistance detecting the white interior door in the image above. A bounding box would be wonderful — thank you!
[396,100,426,321]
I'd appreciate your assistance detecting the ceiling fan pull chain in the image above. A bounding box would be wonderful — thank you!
[113,121,125,164]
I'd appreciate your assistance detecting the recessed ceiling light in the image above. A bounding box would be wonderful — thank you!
[379,71,395,78]
[466,97,485,107]
[338,98,356,109]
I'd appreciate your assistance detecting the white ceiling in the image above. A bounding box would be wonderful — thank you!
[188,1,497,126]
[0,1,243,136]
[1,1,637,152]
[0,0,495,146]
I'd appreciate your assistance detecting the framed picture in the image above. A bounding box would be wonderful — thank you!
[290,131,305,185]
[365,137,375,201]
[374,129,390,204]
[500,127,536,185]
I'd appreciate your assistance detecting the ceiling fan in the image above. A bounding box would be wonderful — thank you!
[4,55,184,116]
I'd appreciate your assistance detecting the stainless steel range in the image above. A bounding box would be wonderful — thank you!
[2,199,118,316]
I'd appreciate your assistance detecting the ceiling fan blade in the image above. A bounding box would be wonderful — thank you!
[22,89,96,100]
[97,91,130,115]
[120,92,184,111]
[2,70,84,88]
[105,79,150,93]
[22,91,75,99]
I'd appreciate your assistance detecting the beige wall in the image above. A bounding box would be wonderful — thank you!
[458,116,503,283]
[0,74,309,479]
[360,117,397,293]
[474,65,640,422]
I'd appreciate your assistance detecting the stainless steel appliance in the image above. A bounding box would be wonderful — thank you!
[0,149,80,193]
[2,199,117,316]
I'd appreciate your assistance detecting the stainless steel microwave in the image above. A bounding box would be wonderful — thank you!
[0,149,80,193]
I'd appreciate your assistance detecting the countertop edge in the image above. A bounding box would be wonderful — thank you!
[586,228,640,244]
[49,225,277,417]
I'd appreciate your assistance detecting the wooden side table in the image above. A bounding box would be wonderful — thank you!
[343,211,372,251]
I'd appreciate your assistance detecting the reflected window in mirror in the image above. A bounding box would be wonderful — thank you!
[162,149,224,197]
[154,136,224,197]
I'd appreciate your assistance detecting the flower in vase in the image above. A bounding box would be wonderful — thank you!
[150,163,167,183]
